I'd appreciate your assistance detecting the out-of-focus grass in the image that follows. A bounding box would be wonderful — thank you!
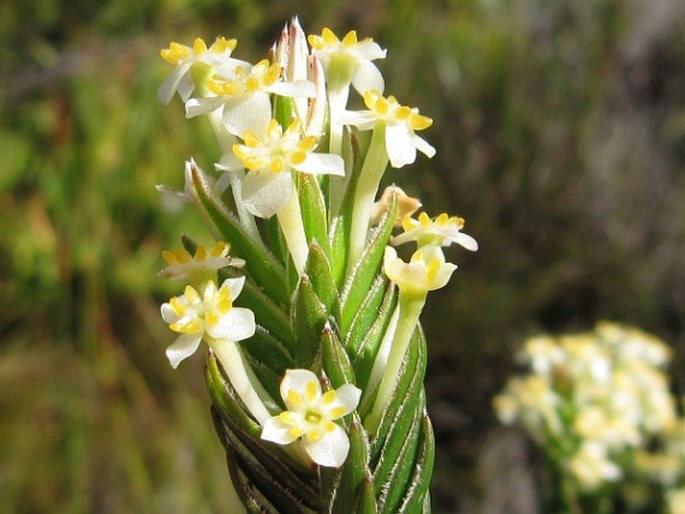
[2,0,685,512]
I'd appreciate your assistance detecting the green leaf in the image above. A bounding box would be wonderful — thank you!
[376,401,422,514]
[339,195,397,335]
[305,242,338,315]
[395,412,435,514]
[330,413,374,514]
[191,164,290,306]
[346,279,396,383]
[299,173,331,257]
[235,276,297,354]
[292,274,328,367]
[321,322,355,389]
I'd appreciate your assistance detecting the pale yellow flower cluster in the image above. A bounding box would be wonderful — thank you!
[494,321,676,491]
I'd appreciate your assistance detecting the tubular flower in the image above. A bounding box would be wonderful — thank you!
[224,119,344,218]
[342,89,436,168]
[261,369,362,468]
[391,212,479,251]
[160,241,245,281]
[307,27,386,94]
[383,245,457,296]
[161,277,255,369]
[185,59,315,136]
[158,37,241,104]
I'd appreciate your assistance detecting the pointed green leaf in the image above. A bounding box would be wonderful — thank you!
[305,242,338,315]
[299,173,331,257]
[235,277,297,353]
[330,414,373,514]
[329,214,348,288]
[376,402,422,513]
[396,412,435,514]
[339,195,397,335]
[293,274,328,367]
[191,164,289,306]
[321,322,355,389]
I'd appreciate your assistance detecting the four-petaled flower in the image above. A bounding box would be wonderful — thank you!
[185,59,315,137]
[161,277,255,369]
[160,241,245,280]
[383,245,457,296]
[261,369,361,468]
[308,27,386,94]
[223,119,344,218]
[342,89,436,168]
[391,212,479,251]
[158,37,241,104]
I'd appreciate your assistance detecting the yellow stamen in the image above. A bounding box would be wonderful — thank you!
[193,38,208,55]
[305,380,318,403]
[330,406,346,419]
[323,420,337,432]
[307,427,322,443]
[287,389,304,409]
[195,245,207,261]
[322,390,337,405]
[341,30,358,47]
[169,297,186,317]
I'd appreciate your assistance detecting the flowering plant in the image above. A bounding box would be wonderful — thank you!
[156,18,476,512]
[494,322,682,513]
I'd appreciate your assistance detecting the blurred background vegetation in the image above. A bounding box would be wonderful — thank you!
[1,0,684,512]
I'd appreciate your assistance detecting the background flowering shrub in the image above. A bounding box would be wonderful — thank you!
[2,0,685,512]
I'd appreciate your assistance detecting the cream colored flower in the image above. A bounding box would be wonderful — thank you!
[160,241,244,280]
[342,89,435,168]
[161,277,255,368]
[383,245,456,295]
[391,212,478,251]
[261,369,361,468]
[158,37,241,104]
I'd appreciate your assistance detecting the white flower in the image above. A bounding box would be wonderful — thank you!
[221,119,344,218]
[391,212,479,250]
[158,37,242,104]
[567,441,621,490]
[307,27,386,94]
[383,245,457,296]
[161,277,255,368]
[160,241,245,280]
[261,369,361,468]
[185,59,315,136]
[342,89,436,168]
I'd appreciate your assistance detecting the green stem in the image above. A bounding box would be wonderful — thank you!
[364,291,426,433]
[347,122,389,271]
[277,185,309,275]
[208,338,272,425]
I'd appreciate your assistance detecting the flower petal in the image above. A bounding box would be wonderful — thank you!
[157,62,193,104]
[185,96,225,118]
[207,308,256,342]
[267,80,316,98]
[281,369,321,405]
[293,153,345,176]
[241,169,293,218]
[304,424,350,467]
[161,302,181,324]
[261,416,301,445]
[453,232,479,252]
[222,92,271,136]
[385,123,417,168]
[166,333,203,369]
[351,59,385,95]
[331,383,362,416]
[413,134,436,159]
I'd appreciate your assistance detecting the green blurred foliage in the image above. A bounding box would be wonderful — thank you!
[1,0,684,512]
